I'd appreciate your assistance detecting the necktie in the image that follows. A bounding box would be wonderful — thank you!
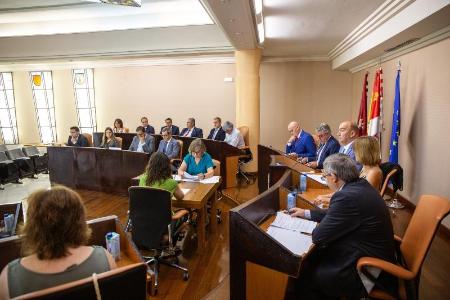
[184,129,190,137]
[212,129,218,140]
[165,141,169,153]
[339,146,345,154]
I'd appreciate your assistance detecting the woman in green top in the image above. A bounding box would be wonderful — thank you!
[140,152,184,201]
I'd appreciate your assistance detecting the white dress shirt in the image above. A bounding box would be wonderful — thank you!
[225,128,245,148]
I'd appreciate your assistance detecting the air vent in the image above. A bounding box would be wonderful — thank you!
[384,38,420,52]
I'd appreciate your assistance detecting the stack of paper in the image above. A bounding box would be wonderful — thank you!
[306,173,327,185]
[271,211,317,234]
[199,176,220,184]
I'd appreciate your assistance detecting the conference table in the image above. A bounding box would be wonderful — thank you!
[93,132,242,189]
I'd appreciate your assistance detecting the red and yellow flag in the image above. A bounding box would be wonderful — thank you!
[368,68,383,136]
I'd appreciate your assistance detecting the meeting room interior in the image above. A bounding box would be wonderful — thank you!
[0,0,449,299]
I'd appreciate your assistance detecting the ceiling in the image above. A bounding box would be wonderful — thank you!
[0,0,449,70]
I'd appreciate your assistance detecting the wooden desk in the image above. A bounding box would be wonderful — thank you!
[93,132,241,188]
[257,144,284,193]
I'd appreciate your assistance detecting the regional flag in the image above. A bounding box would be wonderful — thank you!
[357,72,368,136]
[389,70,401,163]
[368,68,383,136]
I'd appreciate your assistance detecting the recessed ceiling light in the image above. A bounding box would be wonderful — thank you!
[229,18,235,23]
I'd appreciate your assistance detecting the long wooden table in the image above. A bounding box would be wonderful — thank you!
[93,132,242,188]
[47,146,149,194]
[131,177,221,253]
[230,154,330,299]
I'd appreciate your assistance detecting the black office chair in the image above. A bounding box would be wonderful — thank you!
[0,151,21,189]
[6,148,36,179]
[126,187,189,294]
[22,146,48,175]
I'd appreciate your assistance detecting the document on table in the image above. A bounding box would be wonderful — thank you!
[271,211,317,234]
[199,176,220,184]
[267,226,313,255]
[306,173,327,185]
[172,173,199,182]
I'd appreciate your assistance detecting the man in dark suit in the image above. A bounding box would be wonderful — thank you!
[301,123,340,169]
[285,121,316,159]
[157,128,180,160]
[141,116,155,134]
[128,126,155,154]
[207,117,226,141]
[180,117,203,138]
[67,126,89,147]
[160,117,180,136]
[289,153,395,299]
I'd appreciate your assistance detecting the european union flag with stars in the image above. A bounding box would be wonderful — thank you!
[389,70,401,163]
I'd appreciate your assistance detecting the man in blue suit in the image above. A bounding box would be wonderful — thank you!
[180,118,203,138]
[285,121,316,159]
[128,126,154,154]
[207,117,226,141]
[141,116,155,134]
[301,123,340,169]
[157,128,180,160]
[337,121,362,170]
[160,118,180,135]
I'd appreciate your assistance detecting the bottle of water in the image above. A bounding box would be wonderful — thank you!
[287,192,296,210]
[300,174,307,192]
[105,232,121,260]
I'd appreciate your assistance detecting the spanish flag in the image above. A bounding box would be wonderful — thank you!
[368,68,383,136]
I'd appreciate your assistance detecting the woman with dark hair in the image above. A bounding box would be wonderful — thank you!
[0,186,116,299]
[113,118,129,133]
[140,152,184,200]
[100,127,121,149]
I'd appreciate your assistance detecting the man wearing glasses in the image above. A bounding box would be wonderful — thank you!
[300,123,340,169]
[128,126,154,154]
[67,126,88,147]
[289,154,395,299]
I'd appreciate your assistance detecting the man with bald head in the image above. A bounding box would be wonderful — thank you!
[285,121,316,159]
[337,121,359,163]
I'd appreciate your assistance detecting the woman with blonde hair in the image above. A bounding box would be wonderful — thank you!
[178,138,214,180]
[353,136,383,191]
[0,186,116,299]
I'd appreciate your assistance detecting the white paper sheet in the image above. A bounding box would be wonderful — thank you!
[172,174,198,182]
[199,176,221,184]
[306,173,328,185]
[267,226,313,255]
[271,211,317,234]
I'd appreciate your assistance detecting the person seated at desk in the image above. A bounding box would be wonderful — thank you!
[180,118,203,138]
[222,121,245,148]
[67,126,88,147]
[157,128,180,160]
[128,126,155,154]
[207,117,226,141]
[353,136,383,191]
[160,117,180,136]
[178,138,214,180]
[300,123,340,169]
[100,127,121,149]
[337,121,359,161]
[141,116,155,134]
[0,186,116,299]
[285,121,316,159]
[289,154,395,299]
[113,118,129,133]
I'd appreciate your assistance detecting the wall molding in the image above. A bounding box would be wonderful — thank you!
[262,56,329,63]
[348,25,450,73]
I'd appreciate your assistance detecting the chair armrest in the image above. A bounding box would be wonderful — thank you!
[172,209,189,220]
[357,257,414,280]
[394,234,402,243]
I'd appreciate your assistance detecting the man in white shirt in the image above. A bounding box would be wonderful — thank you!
[222,121,245,148]
[337,121,360,168]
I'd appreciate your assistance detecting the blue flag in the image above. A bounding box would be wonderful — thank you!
[389,70,401,163]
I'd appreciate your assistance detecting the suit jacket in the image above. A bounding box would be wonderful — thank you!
[285,130,316,158]
[67,134,89,147]
[128,135,154,154]
[307,135,340,169]
[309,179,395,297]
[100,139,120,149]
[157,138,180,160]
[180,127,203,138]
[160,125,180,136]
[207,127,226,141]
[143,125,155,135]
[339,142,362,170]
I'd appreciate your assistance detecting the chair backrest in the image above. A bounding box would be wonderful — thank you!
[6,148,27,160]
[82,133,93,147]
[0,144,8,152]
[311,134,320,147]
[22,146,41,157]
[128,187,172,250]
[238,126,249,146]
[380,168,397,197]
[115,137,123,148]
[0,151,10,162]
[212,159,220,176]
[400,195,450,276]
[177,139,183,160]
[379,162,403,192]
[15,263,147,300]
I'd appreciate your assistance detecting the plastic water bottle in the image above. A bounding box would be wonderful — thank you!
[105,232,121,260]
[4,214,14,233]
[287,192,296,210]
[300,174,307,193]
